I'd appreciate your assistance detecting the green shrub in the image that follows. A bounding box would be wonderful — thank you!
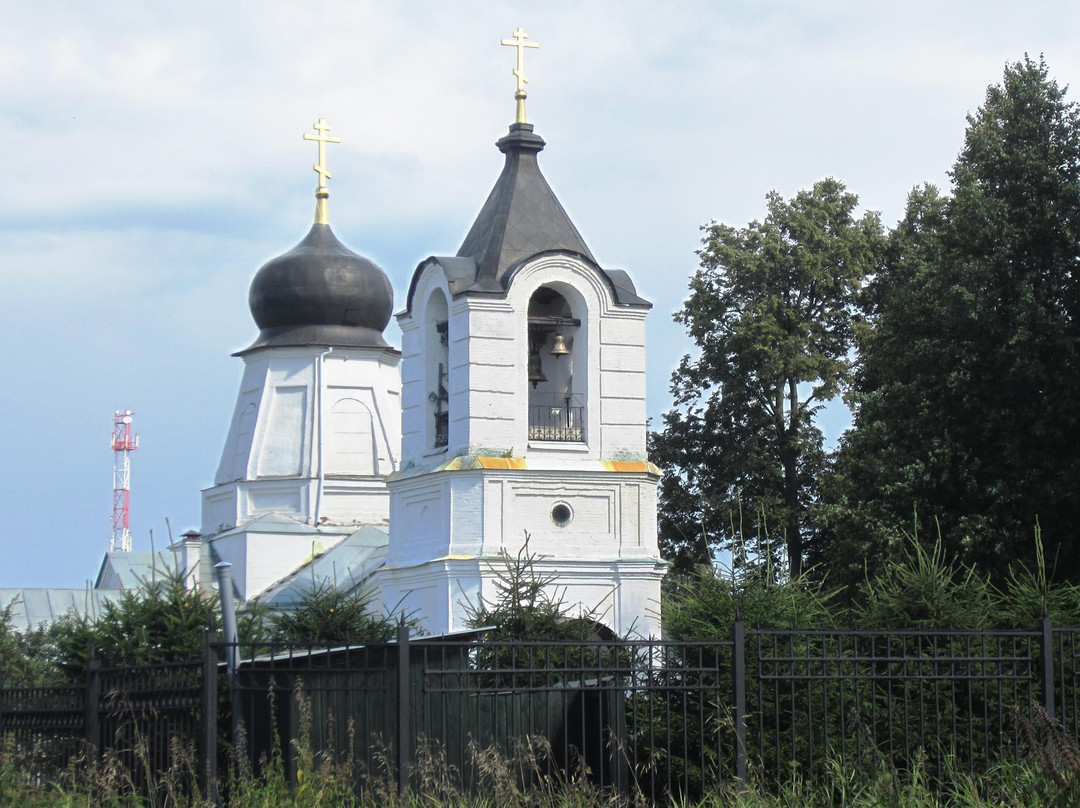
[466,534,602,642]
[853,531,993,629]
[664,564,837,639]
[268,582,402,646]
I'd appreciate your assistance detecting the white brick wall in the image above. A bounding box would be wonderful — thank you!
[384,252,663,637]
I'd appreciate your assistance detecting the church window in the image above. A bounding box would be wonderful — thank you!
[431,355,449,448]
[426,289,450,450]
[527,287,584,442]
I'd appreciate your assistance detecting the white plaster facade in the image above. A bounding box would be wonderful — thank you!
[201,344,401,599]
[381,252,666,638]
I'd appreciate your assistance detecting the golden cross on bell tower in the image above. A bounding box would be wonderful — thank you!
[303,118,341,225]
[501,27,540,125]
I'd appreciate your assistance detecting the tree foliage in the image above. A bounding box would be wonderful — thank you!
[0,602,34,686]
[268,581,402,645]
[465,535,604,641]
[665,527,1080,639]
[663,565,836,640]
[52,572,219,679]
[653,179,883,577]
[2,571,406,684]
[822,56,1080,586]
[0,572,223,684]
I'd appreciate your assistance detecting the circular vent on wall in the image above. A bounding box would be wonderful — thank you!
[550,502,573,527]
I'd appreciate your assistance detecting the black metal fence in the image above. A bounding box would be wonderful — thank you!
[230,637,400,784]
[96,657,208,793]
[0,682,86,775]
[0,649,214,798]
[3,620,1079,803]
[748,628,1046,785]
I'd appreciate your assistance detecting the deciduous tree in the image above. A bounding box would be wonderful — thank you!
[654,179,882,577]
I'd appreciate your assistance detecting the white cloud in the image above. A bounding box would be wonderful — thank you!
[2,0,1078,587]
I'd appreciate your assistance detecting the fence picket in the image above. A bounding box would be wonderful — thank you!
[202,629,220,806]
[732,619,747,783]
[1041,617,1056,720]
[397,618,411,797]
[84,655,100,763]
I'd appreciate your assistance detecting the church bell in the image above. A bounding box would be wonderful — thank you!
[549,332,570,357]
[528,350,547,388]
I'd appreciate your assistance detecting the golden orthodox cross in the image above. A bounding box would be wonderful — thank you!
[303,118,340,224]
[304,118,340,189]
[501,28,540,124]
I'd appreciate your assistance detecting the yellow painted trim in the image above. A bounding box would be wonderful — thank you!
[602,460,662,475]
[475,457,527,470]
[391,455,660,479]
[439,456,477,472]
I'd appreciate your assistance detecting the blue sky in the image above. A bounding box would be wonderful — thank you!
[2,1,1078,588]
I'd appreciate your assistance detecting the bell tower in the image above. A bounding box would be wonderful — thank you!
[380,32,666,637]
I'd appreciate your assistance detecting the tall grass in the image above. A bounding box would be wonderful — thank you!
[4,691,1080,807]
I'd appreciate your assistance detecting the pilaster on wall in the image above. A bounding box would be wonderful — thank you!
[455,297,518,454]
[398,317,424,461]
[597,313,648,458]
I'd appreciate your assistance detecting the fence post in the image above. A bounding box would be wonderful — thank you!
[1041,617,1056,721]
[202,628,220,806]
[85,653,101,762]
[214,561,242,755]
[732,619,747,783]
[397,616,411,797]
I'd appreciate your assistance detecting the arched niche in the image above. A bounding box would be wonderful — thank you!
[424,287,450,450]
[526,284,587,443]
[326,397,375,475]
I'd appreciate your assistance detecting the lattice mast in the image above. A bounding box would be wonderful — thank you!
[110,410,138,552]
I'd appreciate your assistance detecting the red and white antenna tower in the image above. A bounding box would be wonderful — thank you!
[110,410,139,552]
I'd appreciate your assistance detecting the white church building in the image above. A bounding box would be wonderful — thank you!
[5,41,668,638]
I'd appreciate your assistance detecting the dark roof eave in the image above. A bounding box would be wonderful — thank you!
[234,325,401,357]
[402,249,651,316]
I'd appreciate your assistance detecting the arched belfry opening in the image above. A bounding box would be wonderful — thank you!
[527,285,585,443]
[425,288,450,450]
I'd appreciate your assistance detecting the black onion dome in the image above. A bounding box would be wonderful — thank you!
[240,223,393,354]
